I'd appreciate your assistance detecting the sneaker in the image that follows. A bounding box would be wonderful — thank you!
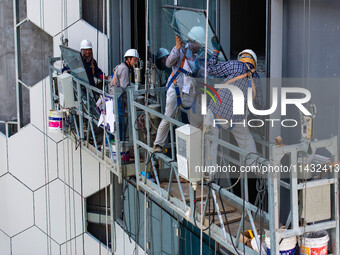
[152,145,163,153]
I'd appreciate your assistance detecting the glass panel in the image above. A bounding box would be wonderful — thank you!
[147,1,222,86]
[161,7,225,62]
[59,45,90,84]
[177,0,216,30]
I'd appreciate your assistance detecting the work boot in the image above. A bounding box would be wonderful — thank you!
[152,145,162,153]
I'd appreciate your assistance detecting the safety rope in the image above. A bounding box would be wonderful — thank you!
[302,0,311,249]
[67,139,72,253]
[201,0,210,253]
[98,0,111,254]
[39,1,53,252]
[70,138,78,255]
[144,192,147,255]
[63,135,69,255]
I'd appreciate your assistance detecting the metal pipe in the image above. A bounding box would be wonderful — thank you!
[161,5,206,13]
[76,81,84,141]
[13,0,22,130]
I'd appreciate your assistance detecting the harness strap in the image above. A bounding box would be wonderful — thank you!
[166,51,194,109]
[214,63,257,129]
[244,63,256,100]
[91,60,95,76]
[217,66,256,99]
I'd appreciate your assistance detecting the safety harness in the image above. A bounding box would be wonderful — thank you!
[166,52,194,110]
[214,62,257,130]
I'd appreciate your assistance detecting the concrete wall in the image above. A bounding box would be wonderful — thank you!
[0,0,53,128]
[0,0,19,124]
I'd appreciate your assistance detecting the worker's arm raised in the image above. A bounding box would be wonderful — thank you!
[166,36,182,68]
[207,51,232,77]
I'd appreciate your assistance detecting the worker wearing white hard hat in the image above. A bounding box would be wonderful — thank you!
[109,48,139,141]
[109,49,139,90]
[153,30,204,153]
[203,37,265,172]
[78,39,106,87]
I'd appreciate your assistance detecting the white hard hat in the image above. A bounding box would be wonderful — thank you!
[124,49,139,59]
[187,26,205,45]
[80,39,92,50]
[238,49,257,66]
[156,48,170,59]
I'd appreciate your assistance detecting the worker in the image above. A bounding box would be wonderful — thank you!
[153,26,205,153]
[109,49,139,141]
[204,37,264,169]
[79,39,106,88]
[155,48,171,78]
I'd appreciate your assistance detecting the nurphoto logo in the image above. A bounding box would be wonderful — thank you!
[201,85,312,128]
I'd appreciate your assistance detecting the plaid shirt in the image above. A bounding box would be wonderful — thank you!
[207,51,264,121]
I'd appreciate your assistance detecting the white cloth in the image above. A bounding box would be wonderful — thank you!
[204,109,257,170]
[182,59,192,94]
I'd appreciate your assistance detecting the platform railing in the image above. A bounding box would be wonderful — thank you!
[128,87,272,254]
[48,57,133,183]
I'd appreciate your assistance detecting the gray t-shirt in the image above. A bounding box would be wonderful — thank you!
[109,62,130,94]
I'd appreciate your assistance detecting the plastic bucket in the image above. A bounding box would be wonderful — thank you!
[266,231,297,255]
[48,110,64,133]
[299,231,329,255]
[148,104,161,120]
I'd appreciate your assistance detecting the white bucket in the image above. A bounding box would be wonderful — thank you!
[48,110,64,133]
[299,231,329,255]
[148,104,161,120]
[266,230,297,255]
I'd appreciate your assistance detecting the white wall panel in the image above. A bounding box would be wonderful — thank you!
[0,174,34,237]
[58,140,110,198]
[58,139,82,194]
[61,234,84,255]
[0,230,10,255]
[84,233,100,255]
[28,0,80,37]
[82,155,109,198]
[0,134,7,177]
[27,0,42,28]
[100,242,111,254]
[30,77,65,143]
[114,223,143,255]
[43,0,62,36]
[8,124,57,190]
[34,179,83,244]
[12,227,59,255]
[30,77,49,132]
[66,0,80,26]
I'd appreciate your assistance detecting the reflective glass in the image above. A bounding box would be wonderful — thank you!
[161,7,226,62]
[60,45,90,84]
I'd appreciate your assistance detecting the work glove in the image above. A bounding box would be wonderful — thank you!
[211,36,221,51]
[176,35,182,50]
